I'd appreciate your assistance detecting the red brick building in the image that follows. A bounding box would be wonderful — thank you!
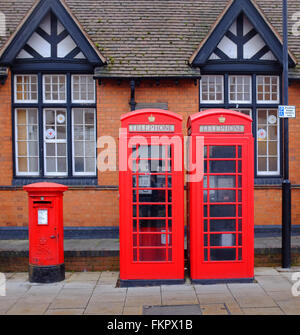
[0,0,299,239]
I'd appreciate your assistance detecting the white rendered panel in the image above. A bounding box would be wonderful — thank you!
[260,51,277,61]
[27,32,51,57]
[16,49,34,59]
[217,35,237,59]
[243,34,266,59]
[243,15,254,36]
[57,35,77,58]
[39,13,51,35]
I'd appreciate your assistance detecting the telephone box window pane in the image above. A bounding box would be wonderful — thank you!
[210,248,236,261]
[209,161,236,173]
[210,234,236,247]
[133,205,137,217]
[134,175,168,188]
[139,220,167,230]
[134,190,166,203]
[209,146,236,158]
[204,249,208,261]
[204,235,208,247]
[139,249,166,262]
[204,220,208,232]
[238,219,242,232]
[168,249,172,261]
[168,220,172,232]
[139,205,166,217]
[210,219,236,232]
[238,234,242,246]
[210,205,236,217]
[204,205,208,217]
[133,234,137,247]
[137,160,170,173]
[209,190,236,203]
[139,234,165,247]
[136,145,169,159]
[133,220,137,232]
[209,176,236,188]
[238,248,242,260]
[133,249,137,261]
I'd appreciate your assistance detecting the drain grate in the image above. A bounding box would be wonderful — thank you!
[143,304,202,315]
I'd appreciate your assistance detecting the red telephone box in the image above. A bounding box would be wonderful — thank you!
[119,109,184,286]
[24,182,68,283]
[187,109,254,283]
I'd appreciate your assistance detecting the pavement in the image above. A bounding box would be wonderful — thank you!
[1,267,300,315]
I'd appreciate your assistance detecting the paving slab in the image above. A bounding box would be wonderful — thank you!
[227,283,277,308]
[125,294,161,308]
[200,304,229,315]
[49,288,93,309]
[123,306,143,315]
[6,301,50,315]
[255,268,281,276]
[276,300,300,315]
[242,307,284,315]
[194,284,230,295]
[143,304,202,315]
[85,301,124,315]
[45,308,84,315]
[255,275,293,292]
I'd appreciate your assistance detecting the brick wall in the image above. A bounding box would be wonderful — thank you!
[0,76,300,228]
[0,71,13,185]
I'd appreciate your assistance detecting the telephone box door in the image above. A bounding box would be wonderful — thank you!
[120,109,184,286]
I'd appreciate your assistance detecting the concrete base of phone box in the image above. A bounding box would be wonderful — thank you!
[119,279,185,287]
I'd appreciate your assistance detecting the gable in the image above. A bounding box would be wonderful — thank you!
[0,0,105,71]
[191,0,297,70]
[16,11,86,61]
[209,13,277,62]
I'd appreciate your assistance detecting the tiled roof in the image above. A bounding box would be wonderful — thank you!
[0,0,299,78]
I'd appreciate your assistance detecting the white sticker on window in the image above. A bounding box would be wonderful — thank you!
[46,128,56,139]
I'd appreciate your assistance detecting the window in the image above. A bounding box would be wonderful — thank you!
[15,108,39,176]
[72,75,95,103]
[257,76,280,104]
[257,109,280,175]
[13,74,97,179]
[229,76,252,103]
[43,75,66,103]
[200,75,224,103]
[15,75,38,103]
[199,75,281,177]
[72,108,96,175]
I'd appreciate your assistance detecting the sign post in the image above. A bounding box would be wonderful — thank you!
[281,0,292,269]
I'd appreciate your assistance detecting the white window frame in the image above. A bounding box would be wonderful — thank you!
[14,75,38,104]
[257,109,280,176]
[256,75,280,104]
[71,75,96,103]
[43,75,67,103]
[15,108,39,176]
[229,75,252,104]
[200,75,224,104]
[72,108,97,176]
[43,108,68,177]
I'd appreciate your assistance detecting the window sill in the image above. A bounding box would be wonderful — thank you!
[254,177,282,187]
[12,177,98,187]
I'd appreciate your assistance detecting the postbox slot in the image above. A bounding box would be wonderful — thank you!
[33,201,52,205]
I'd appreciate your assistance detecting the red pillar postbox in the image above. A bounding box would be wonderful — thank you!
[187,109,254,283]
[24,182,68,283]
[119,109,184,286]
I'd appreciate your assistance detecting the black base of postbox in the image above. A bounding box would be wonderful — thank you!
[119,279,185,287]
[191,278,254,285]
[29,264,65,283]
